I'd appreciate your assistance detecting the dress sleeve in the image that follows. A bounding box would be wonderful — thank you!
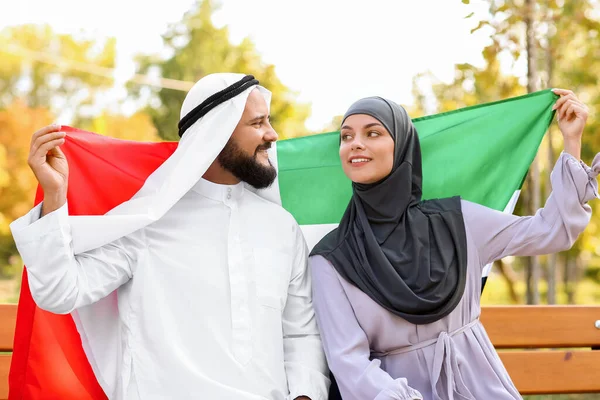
[463,152,600,267]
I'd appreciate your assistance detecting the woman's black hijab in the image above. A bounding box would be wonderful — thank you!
[311,97,468,325]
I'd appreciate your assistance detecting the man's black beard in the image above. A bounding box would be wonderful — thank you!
[217,138,277,189]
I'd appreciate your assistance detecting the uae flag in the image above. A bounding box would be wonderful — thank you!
[7,89,556,399]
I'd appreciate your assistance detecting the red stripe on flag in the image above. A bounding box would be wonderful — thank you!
[9,127,175,399]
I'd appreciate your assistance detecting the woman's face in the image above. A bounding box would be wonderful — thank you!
[339,114,395,184]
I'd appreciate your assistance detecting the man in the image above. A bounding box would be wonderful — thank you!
[10,73,329,400]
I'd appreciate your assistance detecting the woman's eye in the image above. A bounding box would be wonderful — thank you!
[368,131,380,137]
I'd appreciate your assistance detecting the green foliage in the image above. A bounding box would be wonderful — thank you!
[0,24,116,116]
[132,0,310,141]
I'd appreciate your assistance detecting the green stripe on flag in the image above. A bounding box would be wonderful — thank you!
[277,89,557,226]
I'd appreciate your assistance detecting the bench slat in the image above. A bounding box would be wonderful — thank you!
[2,352,599,398]
[0,354,10,400]
[498,350,600,394]
[481,305,600,348]
[0,305,16,352]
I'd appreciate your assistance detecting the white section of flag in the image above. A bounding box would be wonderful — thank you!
[482,190,521,278]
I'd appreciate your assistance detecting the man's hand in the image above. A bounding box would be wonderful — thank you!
[27,125,69,215]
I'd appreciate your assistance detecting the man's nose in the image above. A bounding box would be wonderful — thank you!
[264,126,278,142]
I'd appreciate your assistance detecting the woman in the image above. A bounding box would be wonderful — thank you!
[309,89,598,400]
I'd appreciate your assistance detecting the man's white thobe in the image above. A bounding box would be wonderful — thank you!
[11,178,329,400]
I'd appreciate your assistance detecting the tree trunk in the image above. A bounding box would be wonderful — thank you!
[565,254,578,304]
[495,259,521,303]
[525,0,540,305]
[573,255,583,304]
[563,253,569,300]
[545,45,557,305]
[546,250,558,304]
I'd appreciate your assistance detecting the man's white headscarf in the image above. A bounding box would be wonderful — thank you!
[68,73,278,397]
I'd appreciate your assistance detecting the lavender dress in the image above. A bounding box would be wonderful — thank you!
[310,152,600,400]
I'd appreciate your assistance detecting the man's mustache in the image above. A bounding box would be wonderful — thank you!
[255,142,272,154]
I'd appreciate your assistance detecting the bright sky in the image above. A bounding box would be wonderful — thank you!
[1,0,511,131]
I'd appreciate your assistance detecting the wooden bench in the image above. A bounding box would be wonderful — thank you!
[480,305,600,395]
[1,304,599,398]
[0,304,16,400]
